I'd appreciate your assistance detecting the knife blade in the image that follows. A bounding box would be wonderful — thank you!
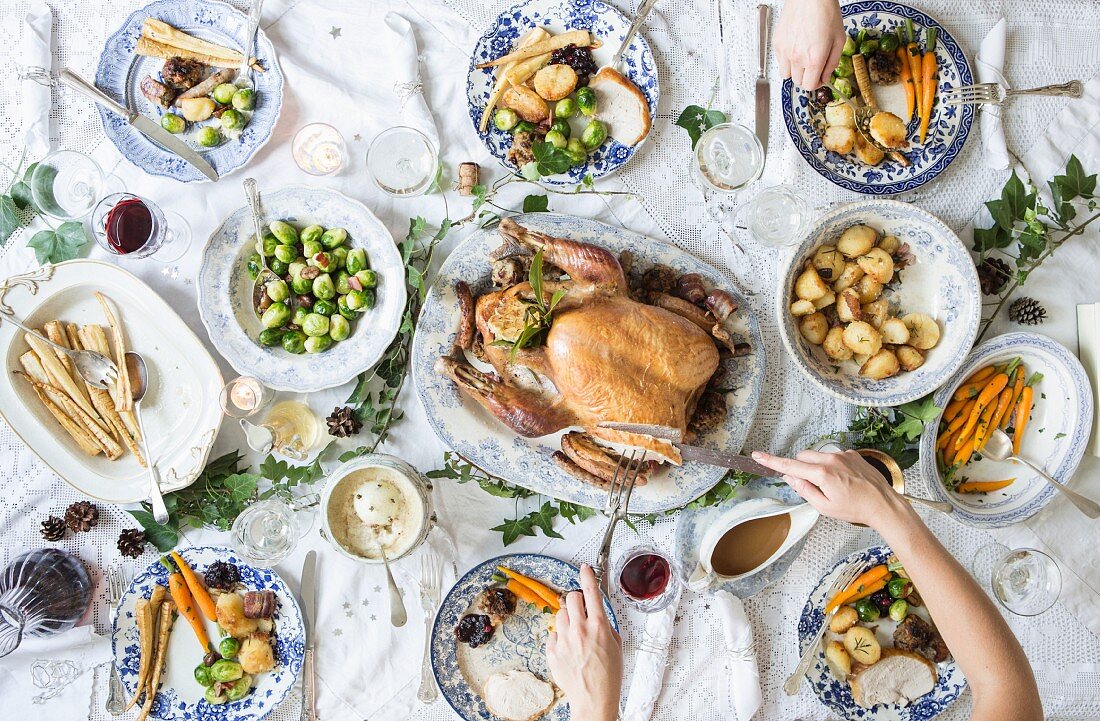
[754,4,771,154]
[59,68,219,182]
[596,422,775,477]
[299,550,317,721]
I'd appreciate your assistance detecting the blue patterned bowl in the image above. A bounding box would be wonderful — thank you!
[918,332,1094,527]
[197,185,406,392]
[411,212,765,513]
[467,0,659,185]
[111,547,305,721]
[777,200,980,407]
[95,0,284,182]
[431,553,617,721]
[781,1,974,195]
[798,546,966,720]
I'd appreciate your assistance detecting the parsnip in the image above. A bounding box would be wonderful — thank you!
[475,30,591,68]
[479,28,550,132]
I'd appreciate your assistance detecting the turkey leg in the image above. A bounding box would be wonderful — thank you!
[496,218,626,295]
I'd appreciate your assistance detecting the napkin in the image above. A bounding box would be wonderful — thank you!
[383,13,440,148]
[621,589,681,720]
[20,1,53,158]
[713,591,761,721]
[0,625,113,715]
[975,18,1011,170]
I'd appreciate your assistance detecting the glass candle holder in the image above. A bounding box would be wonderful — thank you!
[219,375,274,419]
[292,123,348,176]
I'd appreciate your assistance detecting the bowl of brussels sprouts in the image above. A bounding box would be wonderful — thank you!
[198,185,406,392]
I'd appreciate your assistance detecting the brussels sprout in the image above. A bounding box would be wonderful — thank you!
[554,97,578,119]
[160,113,186,134]
[210,659,244,682]
[576,87,597,116]
[295,224,321,246]
[320,228,348,250]
[346,288,375,311]
[273,244,298,264]
[246,253,262,280]
[211,83,238,104]
[835,55,854,78]
[494,108,519,131]
[220,109,246,131]
[292,306,311,327]
[334,270,351,295]
[842,35,858,56]
[313,273,336,300]
[282,329,307,354]
[225,674,253,701]
[345,248,368,274]
[269,220,300,245]
[305,335,333,353]
[302,313,330,337]
[889,599,909,622]
[887,577,913,599]
[260,233,278,256]
[258,328,285,347]
[232,87,255,111]
[513,120,537,134]
[337,295,356,320]
[194,663,215,687]
[302,239,323,259]
[880,33,900,53]
[353,269,377,289]
[329,314,351,342]
[205,686,228,705]
[544,129,568,149]
[312,298,336,317]
[854,598,880,622]
[859,39,879,55]
[197,126,222,147]
[309,252,333,271]
[260,302,291,329]
[581,120,607,150]
[265,279,289,303]
[291,276,313,295]
[269,259,289,276]
[218,636,242,659]
[288,260,307,279]
[833,77,854,98]
[330,246,348,271]
[566,137,586,159]
[549,119,571,139]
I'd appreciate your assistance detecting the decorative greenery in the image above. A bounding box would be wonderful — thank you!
[973,155,1098,341]
[490,249,567,359]
[674,104,727,149]
[824,397,941,470]
[1,150,91,261]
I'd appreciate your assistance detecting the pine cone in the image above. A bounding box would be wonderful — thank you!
[326,406,362,438]
[40,515,66,541]
[65,500,99,532]
[117,528,147,558]
[977,257,1011,296]
[1009,296,1047,326]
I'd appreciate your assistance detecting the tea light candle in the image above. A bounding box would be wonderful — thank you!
[292,123,348,176]
[219,376,272,419]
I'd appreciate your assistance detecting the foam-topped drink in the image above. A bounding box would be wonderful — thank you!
[325,460,428,561]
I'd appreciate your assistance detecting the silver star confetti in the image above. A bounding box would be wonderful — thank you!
[333,628,343,636]
[361,598,370,607]
[370,614,377,621]
[342,601,351,610]
[373,585,381,593]
[329,26,341,39]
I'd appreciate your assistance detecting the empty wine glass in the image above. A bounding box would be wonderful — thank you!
[232,499,301,567]
[366,126,438,196]
[90,193,191,262]
[990,548,1061,616]
[30,149,104,220]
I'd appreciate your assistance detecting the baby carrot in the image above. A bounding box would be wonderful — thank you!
[896,32,915,121]
[170,551,217,621]
[1013,385,1034,455]
[965,365,998,385]
[973,398,999,451]
[826,564,889,613]
[983,386,1016,448]
[506,579,553,611]
[161,557,211,652]
[942,397,967,423]
[497,566,560,610]
[953,437,977,467]
[1002,367,1027,429]
[956,478,1016,493]
[956,373,1010,447]
[946,399,977,434]
[905,20,923,117]
[919,28,938,143]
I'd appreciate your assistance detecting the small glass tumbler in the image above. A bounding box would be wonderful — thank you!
[292,123,348,176]
[231,498,301,567]
[990,548,1061,616]
[31,149,104,220]
[613,544,680,613]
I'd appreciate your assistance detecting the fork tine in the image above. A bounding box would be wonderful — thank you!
[619,451,645,514]
[606,452,629,511]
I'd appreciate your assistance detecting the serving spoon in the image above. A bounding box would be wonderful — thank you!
[982,428,1100,519]
[1,314,118,389]
[379,544,408,627]
[243,177,279,318]
[125,351,169,524]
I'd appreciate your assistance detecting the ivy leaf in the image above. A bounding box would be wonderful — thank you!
[674,105,727,149]
[471,184,488,214]
[0,195,20,246]
[972,224,1010,252]
[130,509,179,552]
[520,162,541,182]
[26,221,88,264]
[522,194,549,213]
[529,501,563,539]
[894,397,940,441]
[1054,154,1096,200]
[558,501,597,524]
[999,171,1030,224]
[532,141,573,176]
[222,473,261,503]
[492,515,537,546]
[259,454,289,482]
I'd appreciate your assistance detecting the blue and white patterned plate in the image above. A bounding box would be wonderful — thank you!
[918,332,1094,528]
[412,212,765,513]
[798,546,966,721]
[777,200,980,407]
[197,185,406,392]
[467,0,659,185]
[95,0,284,182]
[781,1,974,195]
[431,553,617,721]
[111,547,305,721]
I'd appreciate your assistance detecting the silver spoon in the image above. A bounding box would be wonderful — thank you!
[982,429,1100,518]
[1,314,118,389]
[240,0,265,86]
[379,545,408,627]
[125,351,169,524]
[243,178,279,318]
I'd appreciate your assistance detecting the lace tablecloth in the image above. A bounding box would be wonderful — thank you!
[1,1,1100,720]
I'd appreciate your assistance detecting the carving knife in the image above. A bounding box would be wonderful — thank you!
[597,422,774,477]
[299,550,317,721]
[59,68,219,182]
[754,4,771,154]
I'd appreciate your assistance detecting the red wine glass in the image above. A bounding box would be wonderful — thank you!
[90,192,191,262]
[613,544,680,612]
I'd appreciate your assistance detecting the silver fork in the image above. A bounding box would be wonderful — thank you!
[595,450,645,597]
[0,314,118,389]
[942,80,1083,106]
[783,560,864,696]
[105,565,126,715]
[416,554,442,704]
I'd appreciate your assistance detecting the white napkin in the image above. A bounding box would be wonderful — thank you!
[383,13,440,149]
[0,625,112,715]
[975,18,1011,170]
[20,1,53,158]
[713,591,761,721]
[621,589,681,720]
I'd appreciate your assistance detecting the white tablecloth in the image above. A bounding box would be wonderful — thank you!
[2,1,1100,720]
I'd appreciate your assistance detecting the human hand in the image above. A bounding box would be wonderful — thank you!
[546,564,622,721]
[774,0,846,89]
[751,449,913,527]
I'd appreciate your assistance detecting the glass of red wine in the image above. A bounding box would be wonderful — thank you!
[613,544,680,612]
[90,193,191,262]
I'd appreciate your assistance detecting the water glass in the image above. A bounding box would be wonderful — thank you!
[231,498,301,567]
[366,126,438,196]
[31,149,104,220]
[990,548,1061,616]
[693,123,764,193]
[739,184,812,247]
[292,123,348,176]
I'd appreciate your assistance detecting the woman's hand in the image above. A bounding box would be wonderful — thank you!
[774,0,846,89]
[546,564,622,721]
[751,449,914,528]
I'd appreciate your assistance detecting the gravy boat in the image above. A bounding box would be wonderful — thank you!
[687,497,818,592]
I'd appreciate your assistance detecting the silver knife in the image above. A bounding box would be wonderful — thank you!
[59,68,219,182]
[299,550,317,721]
[754,4,771,154]
[597,422,775,477]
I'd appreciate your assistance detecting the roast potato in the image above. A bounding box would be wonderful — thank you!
[853,131,885,165]
[878,234,900,254]
[239,632,275,674]
[216,592,259,638]
[860,348,901,380]
[799,312,829,345]
[832,263,865,292]
[869,111,907,148]
[857,248,895,284]
[836,288,862,323]
[880,317,911,345]
[790,299,816,317]
[861,299,889,329]
[843,625,882,665]
[854,274,884,303]
[837,225,878,258]
[795,266,830,301]
[823,126,856,154]
[824,101,856,128]
[501,86,550,122]
[812,245,846,281]
[813,289,837,310]
[897,345,925,371]
[842,321,882,356]
[533,64,578,101]
[829,605,859,634]
[903,312,941,350]
[823,326,853,361]
[826,640,853,678]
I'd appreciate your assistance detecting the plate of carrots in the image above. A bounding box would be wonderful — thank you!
[919,332,1094,527]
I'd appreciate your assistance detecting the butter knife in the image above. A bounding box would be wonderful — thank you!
[597,421,774,477]
[59,68,219,182]
[754,4,771,154]
[299,551,317,721]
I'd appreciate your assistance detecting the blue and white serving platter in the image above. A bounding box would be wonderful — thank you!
[112,547,305,721]
[918,332,1093,528]
[96,0,284,182]
[798,546,966,721]
[781,1,974,195]
[777,199,980,407]
[412,212,765,513]
[467,0,659,185]
[198,184,406,392]
[431,553,617,721]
